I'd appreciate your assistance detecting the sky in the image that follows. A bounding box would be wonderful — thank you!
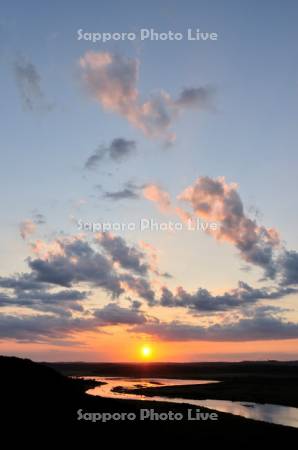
[1,0,298,361]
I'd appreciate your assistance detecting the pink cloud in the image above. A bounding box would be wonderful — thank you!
[143,184,172,213]
[179,176,280,276]
[143,183,191,223]
[19,220,36,240]
[79,51,213,142]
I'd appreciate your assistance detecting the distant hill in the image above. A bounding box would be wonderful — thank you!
[46,360,298,379]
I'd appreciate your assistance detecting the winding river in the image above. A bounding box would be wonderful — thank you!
[84,376,298,428]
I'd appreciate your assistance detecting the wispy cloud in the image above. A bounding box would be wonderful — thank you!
[19,220,36,240]
[143,183,191,221]
[98,181,143,201]
[13,57,53,112]
[85,138,136,169]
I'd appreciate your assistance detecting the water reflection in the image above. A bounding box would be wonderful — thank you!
[84,376,298,428]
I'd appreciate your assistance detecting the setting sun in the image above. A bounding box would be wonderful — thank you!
[141,345,152,358]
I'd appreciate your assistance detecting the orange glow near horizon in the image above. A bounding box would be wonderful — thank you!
[2,336,298,362]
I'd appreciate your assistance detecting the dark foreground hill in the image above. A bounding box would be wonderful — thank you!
[1,355,297,444]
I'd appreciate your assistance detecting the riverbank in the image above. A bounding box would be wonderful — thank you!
[114,376,298,408]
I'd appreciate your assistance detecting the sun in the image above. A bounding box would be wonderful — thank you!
[141,345,152,358]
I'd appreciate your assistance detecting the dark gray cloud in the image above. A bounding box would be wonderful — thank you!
[103,182,140,201]
[121,274,156,306]
[2,228,297,346]
[0,314,93,342]
[160,281,297,312]
[1,237,159,306]
[108,138,136,160]
[94,302,146,325]
[278,250,298,286]
[14,57,52,112]
[131,300,142,310]
[2,305,298,343]
[2,234,296,319]
[98,233,148,276]
[176,86,214,109]
[0,288,88,316]
[131,314,298,342]
[103,188,138,201]
[32,211,46,225]
[85,138,136,169]
[28,240,124,297]
[0,302,147,342]
[0,274,46,291]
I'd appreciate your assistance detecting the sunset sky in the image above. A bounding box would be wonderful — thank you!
[1,0,298,361]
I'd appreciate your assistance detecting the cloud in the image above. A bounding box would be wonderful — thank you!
[1,235,161,307]
[0,274,47,291]
[160,281,297,312]
[97,232,149,276]
[80,51,138,112]
[0,314,93,342]
[103,188,138,201]
[30,240,64,259]
[0,301,147,342]
[19,220,36,240]
[32,211,46,225]
[94,303,146,325]
[0,288,88,316]
[143,183,191,222]
[179,176,280,278]
[176,87,215,109]
[101,181,141,201]
[278,250,298,286]
[14,57,52,112]
[121,274,156,306]
[132,313,298,342]
[142,176,298,287]
[19,211,46,240]
[28,238,124,296]
[2,299,297,343]
[176,176,298,286]
[4,223,298,346]
[79,51,213,142]
[0,235,153,341]
[143,184,172,213]
[2,230,298,344]
[85,138,136,169]
[139,240,172,278]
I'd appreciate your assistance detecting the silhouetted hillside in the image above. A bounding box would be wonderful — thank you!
[0,355,95,424]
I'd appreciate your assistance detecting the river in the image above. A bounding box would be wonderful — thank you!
[83,376,298,428]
